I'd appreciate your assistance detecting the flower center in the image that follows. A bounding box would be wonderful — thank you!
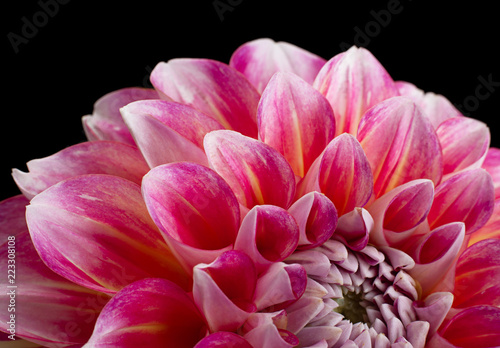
[333,288,368,324]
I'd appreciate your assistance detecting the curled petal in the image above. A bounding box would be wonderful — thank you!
[26,175,189,294]
[258,72,335,177]
[142,162,240,271]
[194,332,252,348]
[85,279,208,348]
[244,324,299,348]
[428,168,494,234]
[230,38,326,93]
[150,59,260,137]
[358,96,443,197]
[436,116,490,176]
[121,100,224,167]
[204,130,296,209]
[234,205,299,273]
[454,239,500,308]
[12,141,149,199]
[82,87,158,145]
[334,207,373,251]
[300,133,373,216]
[469,200,500,245]
[288,192,338,250]
[413,292,453,338]
[482,147,500,199]
[193,251,257,332]
[313,46,398,136]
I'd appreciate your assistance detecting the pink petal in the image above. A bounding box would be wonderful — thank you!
[288,192,338,250]
[12,141,149,199]
[358,96,443,197]
[194,332,252,348]
[150,59,260,137]
[26,174,189,294]
[313,46,398,136]
[234,205,299,273]
[395,81,462,129]
[299,133,373,216]
[85,278,208,348]
[204,130,296,209]
[454,239,500,308]
[436,116,490,176]
[482,147,500,199]
[258,72,335,177]
[82,87,159,145]
[193,251,257,332]
[142,162,240,271]
[334,207,374,251]
[245,324,299,348]
[427,168,495,234]
[230,38,326,93]
[469,200,500,245]
[413,292,453,337]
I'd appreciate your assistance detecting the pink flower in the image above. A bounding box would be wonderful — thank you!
[2,38,500,347]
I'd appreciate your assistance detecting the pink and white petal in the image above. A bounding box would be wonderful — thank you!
[150,59,260,137]
[142,162,240,272]
[469,200,500,245]
[436,117,490,176]
[358,97,443,197]
[258,72,335,177]
[85,278,208,348]
[334,207,374,251]
[313,47,398,136]
[482,147,500,199]
[368,179,434,248]
[234,205,299,273]
[0,195,29,238]
[244,324,299,348]
[230,38,326,93]
[194,332,252,348]
[26,175,189,294]
[193,251,257,332]
[204,130,296,209]
[12,141,149,199]
[395,81,462,129]
[413,292,453,338]
[453,239,500,308]
[288,192,337,250]
[427,168,495,234]
[82,87,159,145]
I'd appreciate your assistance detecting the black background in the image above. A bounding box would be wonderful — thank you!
[2,1,499,201]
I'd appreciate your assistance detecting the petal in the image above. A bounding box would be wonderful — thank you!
[288,192,338,250]
[204,130,296,209]
[334,207,374,251]
[413,292,453,337]
[85,278,208,348]
[230,38,326,93]
[469,200,500,245]
[193,251,257,332]
[26,175,189,294]
[482,147,500,199]
[299,133,373,216]
[436,116,490,176]
[358,96,443,197]
[150,59,260,137]
[234,205,299,273]
[428,168,495,234]
[454,239,500,308]
[194,332,252,348]
[82,87,159,145]
[313,46,398,136]
[258,71,335,177]
[245,324,299,348]
[12,141,149,199]
[142,162,240,271]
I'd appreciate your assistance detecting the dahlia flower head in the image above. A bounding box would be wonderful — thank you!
[2,38,500,348]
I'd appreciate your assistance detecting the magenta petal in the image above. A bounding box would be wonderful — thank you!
[12,141,149,199]
[82,87,159,145]
[334,207,373,251]
[358,96,443,197]
[436,116,490,176]
[258,72,335,177]
[230,38,326,93]
[142,162,240,271]
[150,59,260,137]
[234,205,299,273]
[204,130,296,209]
[313,46,398,136]
[194,332,252,348]
[454,239,500,308]
[428,168,495,234]
[482,147,500,199]
[86,278,208,348]
[193,251,257,332]
[288,192,338,250]
[26,175,189,294]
